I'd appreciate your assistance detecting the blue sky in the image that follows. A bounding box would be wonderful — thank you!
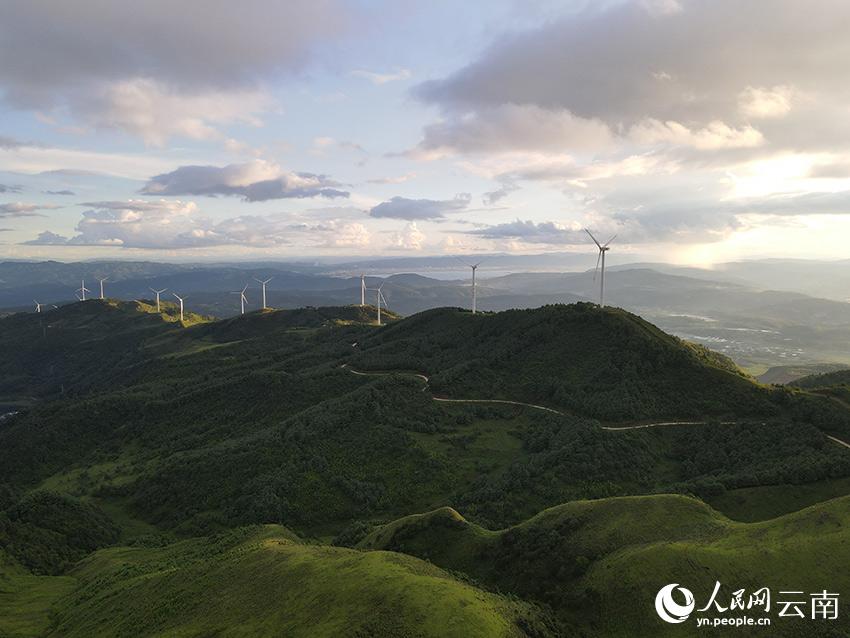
[2,0,850,264]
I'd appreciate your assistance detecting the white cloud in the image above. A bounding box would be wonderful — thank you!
[738,85,794,119]
[389,222,426,251]
[141,160,349,201]
[23,199,371,249]
[628,119,765,150]
[351,68,412,85]
[0,202,60,217]
[75,79,272,146]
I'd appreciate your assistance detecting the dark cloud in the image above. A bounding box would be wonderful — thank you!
[0,183,22,193]
[0,135,25,149]
[0,0,351,107]
[140,162,349,202]
[369,194,471,220]
[43,190,76,196]
[23,230,69,245]
[415,1,850,127]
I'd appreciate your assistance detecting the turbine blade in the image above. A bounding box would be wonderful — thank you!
[603,234,618,247]
[584,228,602,249]
[593,250,602,281]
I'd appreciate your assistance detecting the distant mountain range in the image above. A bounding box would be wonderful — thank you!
[3,257,850,372]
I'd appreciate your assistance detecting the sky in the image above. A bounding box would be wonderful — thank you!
[2,0,850,265]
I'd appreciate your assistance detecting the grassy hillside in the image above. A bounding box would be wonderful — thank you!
[44,526,554,638]
[360,494,850,637]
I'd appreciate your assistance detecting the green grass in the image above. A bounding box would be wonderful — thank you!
[360,494,850,636]
[0,551,76,638]
[705,476,850,521]
[44,526,554,638]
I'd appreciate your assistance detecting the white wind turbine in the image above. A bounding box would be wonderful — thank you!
[97,277,108,299]
[76,280,90,301]
[456,257,485,314]
[375,284,389,326]
[254,277,273,309]
[172,292,185,322]
[360,274,366,306]
[232,284,248,315]
[34,300,43,313]
[150,287,167,312]
[585,229,617,307]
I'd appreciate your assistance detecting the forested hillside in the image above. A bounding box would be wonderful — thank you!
[1,300,850,636]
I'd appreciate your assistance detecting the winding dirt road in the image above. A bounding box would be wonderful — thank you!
[340,364,850,449]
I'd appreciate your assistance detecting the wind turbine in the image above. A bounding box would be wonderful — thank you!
[150,287,167,312]
[76,280,90,301]
[360,274,366,306]
[375,284,388,326]
[254,277,272,309]
[172,292,184,322]
[232,285,248,315]
[456,257,484,314]
[33,300,43,313]
[585,229,617,307]
[97,277,108,300]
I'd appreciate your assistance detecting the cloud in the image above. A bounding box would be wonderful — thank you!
[0,1,350,141]
[73,79,272,146]
[466,219,584,244]
[43,190,75,196]
[369,194,470,220]
[416,104,613,156]
[0,135,26,149]
[23,230,70,245]
[628,119,764,150]
[413,0,850,156]
[389,222,426,251]
[351,68,412,85]
[0,202,59,217]
[367,172,416,185]
[140,160,349,201]
[0,183,22,193]
[738,85,794,119]
[22,199,370,249]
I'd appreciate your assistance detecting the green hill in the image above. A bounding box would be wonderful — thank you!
[2,301,850,635]
[350,305,772,421]
[25,526,555,638]
[360,494,850,636]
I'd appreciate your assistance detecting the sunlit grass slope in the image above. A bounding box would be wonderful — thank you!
[360,494,850,637]
[47,526,555,638]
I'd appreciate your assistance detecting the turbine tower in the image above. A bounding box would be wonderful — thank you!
[456,257,485,314]
[76,280,90,301]
[360,274,366,306]
[254,277,273,309]
[34,300,43,313]
[172,292,185,322]
[371,284,390,326]
[585,229,617,307]
[232,285,248,315]
[97,277,108,300]
[150,287,167,312]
